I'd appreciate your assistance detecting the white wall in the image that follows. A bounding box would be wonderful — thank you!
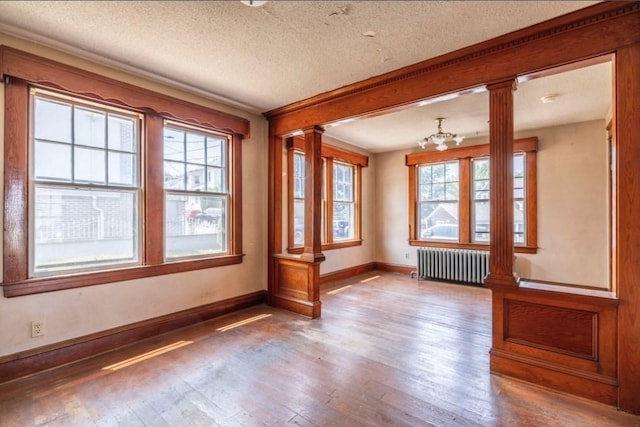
[515,120,609,288]
[374,120,610,289]
[0,35,269,357]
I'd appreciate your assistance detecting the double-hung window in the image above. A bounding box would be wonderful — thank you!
[2,47,248,297]
[31,90,141,276]
[287,138,368,252]
[163,123,230,259]
[407,138,537,253]
[471,154,526,243]
[417,161,459,241]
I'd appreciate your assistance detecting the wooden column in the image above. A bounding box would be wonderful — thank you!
[616,42,640,415]
[268,127,324,319]
[301,126,325,262]
[485,79,518,289]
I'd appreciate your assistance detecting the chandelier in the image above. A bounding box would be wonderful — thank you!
[419,118,465,151]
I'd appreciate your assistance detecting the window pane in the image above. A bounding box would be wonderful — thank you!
[293,199,304,246]
[333,163,354,202]
[34,98,71,143]
[108,152,136,186]
[33,186,138,273]
[74,107,106,148]
[206,166,225,192]
[164,128,185,161]
[333,202,354,241]
[186,164,205,191]
[35,141,72,182]
[165,194,227,258]
[74,147,106,184]
[108,115,136,152]
[207,137,224,167]
[431,164,445,183]
[418,161,458,240]
[419,202,459,240]
[186,132,206,164]
[474,200,490,242]
[164,161,185,189]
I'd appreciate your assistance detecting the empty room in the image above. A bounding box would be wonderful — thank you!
[0,1,639,425]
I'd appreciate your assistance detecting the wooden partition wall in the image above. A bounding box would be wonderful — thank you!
[264,2,640,414]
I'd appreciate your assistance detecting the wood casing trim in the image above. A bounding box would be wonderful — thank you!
[264,2,640,135]
[0,46,250,137]
[319,262,376,286]
[0,291,267,384]
[615,42,640,414]
[2,48,246,297]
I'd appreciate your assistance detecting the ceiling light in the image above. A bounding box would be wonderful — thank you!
[240,1,268,7]
[363,30,376,38]
[540,93,559,103]
[419,118,465,151]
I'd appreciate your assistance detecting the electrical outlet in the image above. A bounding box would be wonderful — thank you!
[31,320,44,337]
[405,252,410,259]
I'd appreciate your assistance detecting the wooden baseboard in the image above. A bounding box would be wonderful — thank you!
[374,262,415,275]
[320,262,376,286]
[0,290,267,384]
[491,349,618,406]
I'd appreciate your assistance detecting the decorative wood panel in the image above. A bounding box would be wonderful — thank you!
[504,300,596,359]
[272,255,321,318]
[491,287,618,406]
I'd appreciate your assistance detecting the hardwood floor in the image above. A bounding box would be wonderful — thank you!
[1,272,638,426]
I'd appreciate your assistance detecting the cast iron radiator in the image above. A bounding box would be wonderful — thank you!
[416,247,489,285]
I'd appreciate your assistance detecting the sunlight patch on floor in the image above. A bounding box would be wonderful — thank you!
[102,340,193,371]
[216,313,272,332]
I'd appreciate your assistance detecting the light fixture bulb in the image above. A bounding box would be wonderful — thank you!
[419,117,464,151]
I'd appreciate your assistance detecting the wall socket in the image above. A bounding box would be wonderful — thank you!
[404,252,410,259]
[31,320,44,337]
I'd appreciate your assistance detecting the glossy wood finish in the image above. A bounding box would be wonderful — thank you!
[491,287,618,405]
[2,48,246,297]
[0,291,266,384]
[484,79,517,288]
[616,42,640,415]
[264,2,639,135]
[2,77,28,284]
[272,255,321,318]
[263,2,640,411]
[144,114,165,265]
[2,272,639,426]
[302,126,324,260]
[0,46,250,137]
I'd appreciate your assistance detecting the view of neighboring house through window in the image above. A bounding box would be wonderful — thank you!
[418,161,459,241]
[163,123,229,259]
[31,91,141,275]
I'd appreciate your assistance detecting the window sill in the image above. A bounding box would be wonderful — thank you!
[2,254,244,297]
[287,239,363,254]
[408,240,537,254]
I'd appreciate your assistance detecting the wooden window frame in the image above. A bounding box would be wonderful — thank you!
[407,137,538,254]
[1,46,249,297]
[286,137,368,253]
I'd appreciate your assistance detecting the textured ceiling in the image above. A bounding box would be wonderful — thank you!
[0,1,607,152]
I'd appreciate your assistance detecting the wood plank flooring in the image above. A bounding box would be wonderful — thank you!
[1,272,639,426]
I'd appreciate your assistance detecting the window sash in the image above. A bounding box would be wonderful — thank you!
[287,144,365,251]
[30,91,142,276]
